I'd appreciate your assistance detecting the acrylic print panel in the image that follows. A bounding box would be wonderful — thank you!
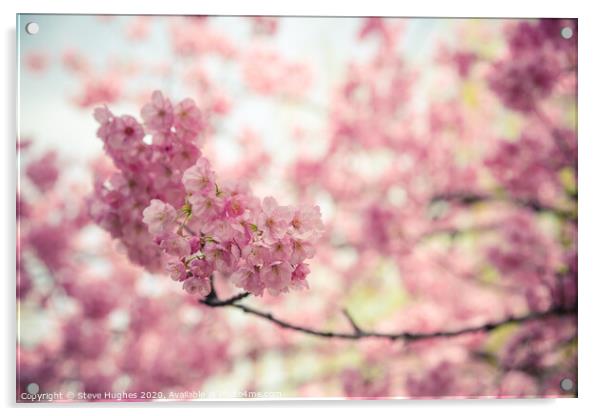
[16,14,577,402]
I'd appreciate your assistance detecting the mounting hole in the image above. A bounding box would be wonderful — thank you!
[26,382,40,394]
[560,378,574,392]
[561,26,573,40]
[25,22,39,35]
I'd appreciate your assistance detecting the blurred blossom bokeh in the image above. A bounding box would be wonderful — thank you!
[17,15,577,401]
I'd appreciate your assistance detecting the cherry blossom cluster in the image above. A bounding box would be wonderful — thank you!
[485,129,576,203]
[487,19,576,113]
[142,157,324,297]
[90,90,324,297]
[89,91,203,271]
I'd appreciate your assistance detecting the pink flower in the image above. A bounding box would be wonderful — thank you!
[231,266,265,296]
[290,238,316,264]
[205,243,239,275]
[260,261,293,296]
[257,197,293,243]
[141,90,174,133]
[174,98,203,134]
[291,263,310,291]
[93,105,113,125]
[269,238,293,262]
[26,151,59,193]
[189,236,201,253]
[204,220,242,244]
[76,76,122,108]
[224,194,247,218]
[242,242,270,267]
[159,235,190,257]
[290,205,324,240]
[106,116,145,149]
[189,258,213,279]
[142,199,177,235]
[488,54,560,113]
[183,157,215,195]
[190,193,224,221]
[166,259,187,281]
[182,276,211,297]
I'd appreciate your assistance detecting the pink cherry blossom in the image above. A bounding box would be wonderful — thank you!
[290,238,316,264]
[25,151,59,193]
[106,115,145,148]
[174,97,204,135]
[166,259,187,281]
[142,199,177,235]
[269,237,293,262]
[159,234,190,257]
[182,156,216,195]
[75,75,122,108]
[231,266,265,296]
[260,261,293,296]
[290,205,324,240]
[291,263,310,291]
[257,197,293,244]
[488,55,560,113]
[141,90,174,133]
[189,193,224,220]
[189,258,213,279]
[182,276,211,297]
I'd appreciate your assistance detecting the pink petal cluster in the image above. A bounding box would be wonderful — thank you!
[143,155,324,297]
[75,75,122,108]
[487,19,575,113]
[487,56,560,113]
[88,91,203,271]
[485,130,576,203]
[25,151,60,193]
[91,90,324,297]
[242,47,312,98]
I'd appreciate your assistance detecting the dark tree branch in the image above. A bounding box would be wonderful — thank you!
[432,192,574,220]
[199,288,576,342]
[204,291,251,307]
[202,276,251,307]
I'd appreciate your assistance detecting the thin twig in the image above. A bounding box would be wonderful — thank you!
[342,309,364,335]
[182,224,196,236]
[432,192,574,220]
[419,223,499,240]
